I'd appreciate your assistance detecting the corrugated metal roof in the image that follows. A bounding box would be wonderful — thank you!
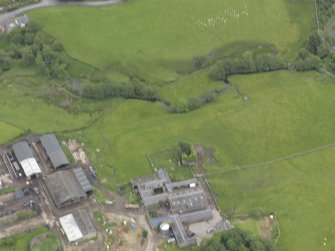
[13,142,41,177]
[13,142,34,162]
[44,170,87,208]
[59,214,83,242]
[41,134,69,169]
[73,167,92,193]
[72,209,96,237]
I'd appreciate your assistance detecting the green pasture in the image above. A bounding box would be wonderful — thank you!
[74,70,335,189]
[208,146,335,251]
[0,76,96,134]
[0,121,23,146]
[157,68,225,105]
[29,0,313,83]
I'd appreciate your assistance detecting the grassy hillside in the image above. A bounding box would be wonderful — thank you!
[208,147,335,250]
[29,0,314,83]
[69,70,335,186]
[0,75,98,143]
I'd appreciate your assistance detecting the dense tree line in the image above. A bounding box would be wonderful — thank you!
[303,0,335,73]
[199,228,276,251]
[209,53,286,81]
[209,51,321,82]
[316,0,335,28]
[0,21,67,79]
[169,91,216,113]
[81,79,157,100]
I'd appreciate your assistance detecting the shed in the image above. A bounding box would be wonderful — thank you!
[40,134,69,169]
[12,142,41,178]
[59,213,84,243]
[60,208,96,243]
[73,167,92,193]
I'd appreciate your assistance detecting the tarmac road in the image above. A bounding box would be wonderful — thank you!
[0,0,121,26]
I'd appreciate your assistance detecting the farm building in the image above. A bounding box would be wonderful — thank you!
[44,167,92,208]
[40,134,69,169]
[12,141,41,179]
[170,215,197,247]
[168,188,208,214]
[59,208,96,243]
[132,169,213,248]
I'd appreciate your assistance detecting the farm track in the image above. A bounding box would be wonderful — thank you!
[204,141,335,177]
[0,0,122,26]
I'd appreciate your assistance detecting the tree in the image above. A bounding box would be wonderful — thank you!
[177,142,192,165]
[200,228,277,251]
[21,47,35,66]
[307,30,322,55]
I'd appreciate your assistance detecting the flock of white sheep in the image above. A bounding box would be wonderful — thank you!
[196,4,249,28]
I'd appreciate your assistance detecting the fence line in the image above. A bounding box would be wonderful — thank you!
[205,141,335,177]
[203,176,222,216]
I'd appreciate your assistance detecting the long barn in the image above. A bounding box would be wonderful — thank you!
[40,134,70,169]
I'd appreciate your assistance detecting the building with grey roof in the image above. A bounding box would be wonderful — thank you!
[40,134,69,169]
[73,167,93,193]
[59,208,96,243]
[44,169,88,208]
[171,215,196,247]
[12,141,41,178]
[132,168,212,248]
[168,188,208,214]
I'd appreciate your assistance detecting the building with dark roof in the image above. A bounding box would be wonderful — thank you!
[73,167,93,193]
[12,141,41,178]
[168,188,208,214]
[44,169,88,208]
[40,134,69,169]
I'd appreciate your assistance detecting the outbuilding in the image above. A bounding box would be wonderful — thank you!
[59,209,96,243]
[40,134,70,169]
[12,141,41,179]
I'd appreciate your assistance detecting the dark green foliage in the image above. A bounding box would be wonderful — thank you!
[307,31,322,55]
[169,91,217,113]
[81,79,157,101]
[177,142,192,165]
[178,142,192,156]
[316,0,335,28]
[294,49,321,71]
[209,54,287,81]
[199,228,276,251]
[2,20,66,79]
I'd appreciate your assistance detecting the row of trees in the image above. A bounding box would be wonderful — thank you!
[199,228,276,251]
[209,51,321,82]
[81,79,157,100]
[169,92,216,113]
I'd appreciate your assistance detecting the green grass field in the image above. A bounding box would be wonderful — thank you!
[71,70,335,187]
[0,121,23,146]
[0,76,97,135]
[208,147,335,250]
[29,0,314,83]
